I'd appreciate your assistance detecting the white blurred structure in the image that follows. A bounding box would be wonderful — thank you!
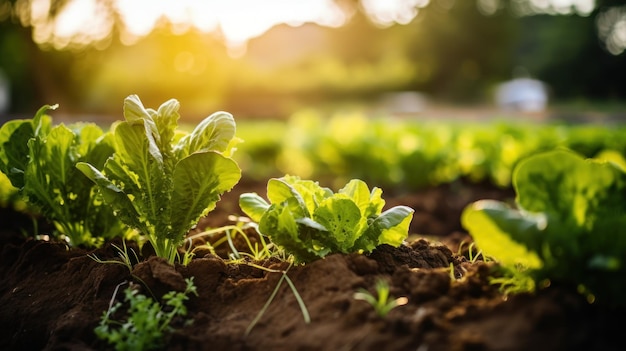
[495,77,548,112]
[0,69,9,114]
[379,91,428,114]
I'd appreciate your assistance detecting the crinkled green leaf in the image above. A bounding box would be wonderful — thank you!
[355,205,414,252]
[112,121,169,229]
[0,106,53,188]
[176,111,236,158]
[259,203,321,263]
[76,162,146,234]
[242,175,414,263]
[170,152,241,240]
[239,193,270,223]
[267,177,310,218]
[339,179,385,220]
[313,196,362,252]
[268,175,332,217]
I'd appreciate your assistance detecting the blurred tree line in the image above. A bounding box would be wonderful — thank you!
[0,0,624,118]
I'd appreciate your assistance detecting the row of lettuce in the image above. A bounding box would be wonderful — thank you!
[236,109,626,189]
[0,96,414,265]
[1,97,625,308]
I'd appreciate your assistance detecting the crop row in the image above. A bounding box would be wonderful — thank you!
[236,110,626,190]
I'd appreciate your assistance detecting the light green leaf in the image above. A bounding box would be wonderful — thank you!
[267,177,310,218]
[513,149,622,227]
[378,206,414,246]
[76,162,145,234]
[239,193,271,223]
[170,152,241,240]
[176,111,236,158]
[246,175,414,263]
[313,197,362,251]
[338,179,372,217]
[355,205,414,252]
[461,200,543,268]
[259,203,321,263]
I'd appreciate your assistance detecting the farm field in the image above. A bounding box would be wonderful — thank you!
[1,97,624,350]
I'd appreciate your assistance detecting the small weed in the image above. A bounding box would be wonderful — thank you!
[186,215,277,262]
[95,277,197,351]
[353,279,408,318]
[187,216,309,337]
[244,262,310,336]
[89,240,139,273]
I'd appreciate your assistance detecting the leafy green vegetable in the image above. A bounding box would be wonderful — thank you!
[77,95,241,263]
[0,104,125,246]
[239,175,414,263]
[95,278,197,351]
[462,149,626,305]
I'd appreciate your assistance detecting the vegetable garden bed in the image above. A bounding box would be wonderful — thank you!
[1,180,622,350]
[1,96,624,350]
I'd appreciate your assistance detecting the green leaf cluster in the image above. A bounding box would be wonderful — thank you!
[77,95,241,263]
[239,175,414,263]
[95,278,197,351]
[247,111,626,191]
[0,104,125,246]
[462,149,626,305]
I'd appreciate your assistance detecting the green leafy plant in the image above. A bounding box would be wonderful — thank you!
[95,277,197,351]
[462,149,626,305]
[239,175,414,263]
[0,104,126,246]
[353,279,408,317]
[77,95,241,263]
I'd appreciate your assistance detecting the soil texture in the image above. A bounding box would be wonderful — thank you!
[0,180,622,350]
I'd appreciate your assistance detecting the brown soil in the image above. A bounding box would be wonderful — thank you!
[0,180,622,350]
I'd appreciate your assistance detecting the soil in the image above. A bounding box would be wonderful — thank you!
[0,178,622,351]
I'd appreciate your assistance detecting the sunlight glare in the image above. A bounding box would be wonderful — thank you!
[360,0,430,27]
[54,0,112,47]
[597,5,626,55]
[32,0,347,55]
[526,0,595,16]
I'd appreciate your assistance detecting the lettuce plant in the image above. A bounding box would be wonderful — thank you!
[239,175,414,263]
[462,149,626,305]
[0,104,125,246]
[77,95,241,263]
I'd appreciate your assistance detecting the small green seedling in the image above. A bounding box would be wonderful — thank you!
[95,277,198,351]
[353,279,408,318]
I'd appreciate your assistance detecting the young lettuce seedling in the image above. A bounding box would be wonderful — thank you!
[0,104,126,246]
[462,149,626,305]
[77,95,241,263]
[239,175,414,263]
[353,279,408,318]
